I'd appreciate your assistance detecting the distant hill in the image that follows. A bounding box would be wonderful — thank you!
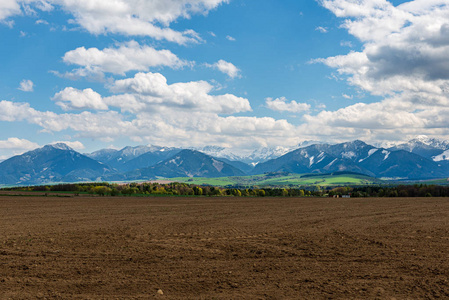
[116,149,246,180]
[120,147,182,172]
[253,140,448,180]
[0,144,114,185]
[1,138,449,186]
[86,145,180,172]
[253,141,374,176]
[85,148,119,163]
[388,136,449,161]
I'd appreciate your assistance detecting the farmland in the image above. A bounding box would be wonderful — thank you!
[170,172,382,187]
[1,195,448,299]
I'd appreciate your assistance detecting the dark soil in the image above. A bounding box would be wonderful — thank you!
[1,196,448,299]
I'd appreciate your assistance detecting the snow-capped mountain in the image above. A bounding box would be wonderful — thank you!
[411,135,449,150]
[252,141,374,176]
[296,140,326,149]
[2,139,449,186]
[245,146,294,164]
[389,135,449,162]
[121,146,181,172]
[252,140,447,179]
[87,145,179,171]
[194,143,325,165]
[191,146,244,162]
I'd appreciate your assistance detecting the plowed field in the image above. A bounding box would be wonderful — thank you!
[1,196,448,299]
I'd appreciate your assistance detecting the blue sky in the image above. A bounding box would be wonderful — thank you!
[1,0,449,159]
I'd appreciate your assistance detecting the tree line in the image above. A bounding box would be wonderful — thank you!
[3,182,449,197]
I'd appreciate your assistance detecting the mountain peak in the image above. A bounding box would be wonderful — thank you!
[407,136,449,150]
[414,135,430,142]
[46,143,73,151]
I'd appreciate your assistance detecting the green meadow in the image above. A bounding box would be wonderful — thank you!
[169,172,382,188]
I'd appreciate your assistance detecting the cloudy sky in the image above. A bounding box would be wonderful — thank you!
[1,0,449,159]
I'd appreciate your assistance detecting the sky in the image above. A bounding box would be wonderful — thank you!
[1,0,449,160]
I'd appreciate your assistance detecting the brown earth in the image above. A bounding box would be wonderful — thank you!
[0,196,448,299]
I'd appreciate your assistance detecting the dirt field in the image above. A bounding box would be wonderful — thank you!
[1,196,448,299]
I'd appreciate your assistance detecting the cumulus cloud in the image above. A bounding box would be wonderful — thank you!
[310,0,449,142]
[18,79,34,92]
[318,0,449,98]
[226,35,236,41]
[0,64,303,150]
[0,99,300,150]
[0,137,40,160]
[0,137,39,151]
[62,41,189,78]
[108,72,251,114]
[206,60,241,79]
[266,97,311,113]
[1,0,228,43]
[53,87,108,111]
[315,26,328,33]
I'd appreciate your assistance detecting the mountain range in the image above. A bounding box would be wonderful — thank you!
[1,136,449,186]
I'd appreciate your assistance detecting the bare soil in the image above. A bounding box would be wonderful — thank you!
[0,196,448,299]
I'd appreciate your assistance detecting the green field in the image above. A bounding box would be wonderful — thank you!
[168,172,383,188]
[399,178,449,186]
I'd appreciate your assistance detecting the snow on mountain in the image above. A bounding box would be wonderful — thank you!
[433,150,449,162]
[358,148,379,162]
[48,143,74,151]
[193,145,297,164]
[412,135,449,150]
[296,140,326,149]
[192,146,243,162]
[247,146,293,164]
[388,136,449,161]
[118,145,153,158]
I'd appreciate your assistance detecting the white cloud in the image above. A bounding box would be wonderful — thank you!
[340,40,353,47]
[62,41,189,77]
[0,137,39,151]
[226,35,236,41]
[309,0,449,142]
[1,0,229,44]
[0,99,301,150]
[315,26,328,33]
[319,0,449,98]
[0,137,40,160]
[0,1,21,22]
[18,79,34,92]
[62,0,229,44]
[53,87,108,111]
[266,97,311,113]
[206,59,241,79]
[35,19,49,25]
[108,72,251,114]
[34,0,53,12]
